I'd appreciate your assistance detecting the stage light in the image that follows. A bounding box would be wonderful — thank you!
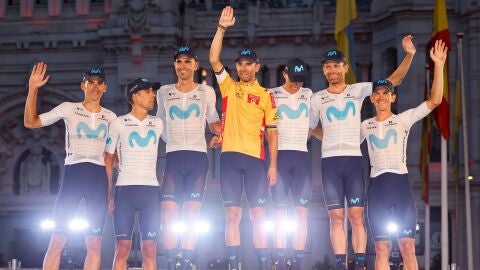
[40,219,55,230]
[172,221,187,234]
[263,220,275,233]
[194,220,211,234]
[69,218,89,231]
[387,222,398,233]
[280,219,297,233]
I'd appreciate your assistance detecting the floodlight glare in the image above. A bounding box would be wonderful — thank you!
[416,224,420,231]
[40,219,56,230]
[172,221,187,234]
[194,220,211,234]
[69,218,89,231]
[281,219,297,233]
[387,222,398,233]
[263,220,275,233]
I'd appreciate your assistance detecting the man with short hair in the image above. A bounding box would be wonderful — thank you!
[209,6,279,270]
[362,40,447,270]
[105,78,163,270]
[309,36,416,270]
[24,63,116,270]
[270,58,313,270]
[156,45,221,270]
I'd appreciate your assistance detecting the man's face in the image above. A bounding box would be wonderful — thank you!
[174,55,198,81]
[322,61,348,84]
[370,87,396,112]
[283,72,303,92]
[133,88,156,111]
[81,77,106,102]
[235,59,260,83]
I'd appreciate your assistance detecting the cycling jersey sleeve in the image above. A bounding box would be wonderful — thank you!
[216,69,235,97]
[264,90,278,129]
[360,120,367,143]
[309,96,320,129]
[205,86,220,124]
[356,82,373,98]
[39,102,69,127]
[155,88,168,143]
[398,101,432,129]
[105,119,121,154]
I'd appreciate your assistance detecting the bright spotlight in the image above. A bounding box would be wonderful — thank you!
[69,218,89,231]
[194,220,211,234]
[281,219,297,233]
[40,219,55,230]
[387,222,398,233]
[263,220,275,233]
[172,221,187,234]
[416,224,420,231]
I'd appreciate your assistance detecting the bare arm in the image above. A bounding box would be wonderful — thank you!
[309,125,323,141]
[104,152,115,212]
[24,62,50,129]
[209,6,236,73]
[426,40,448,110]
[208,121,222,135]
[387,35,416,86]
[266,128,278,186]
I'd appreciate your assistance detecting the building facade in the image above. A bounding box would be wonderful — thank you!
[0,0,479,268]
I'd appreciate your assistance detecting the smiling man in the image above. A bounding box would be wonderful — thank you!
[209,6,278,270]
[24,63,116,270]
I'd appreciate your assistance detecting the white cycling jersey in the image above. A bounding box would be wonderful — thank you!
[310,82,372,158]
[105,114,163,186]
[361,102,432,177]
[271,86,313,152]
[39,102,116,166]
[156,83,219,153]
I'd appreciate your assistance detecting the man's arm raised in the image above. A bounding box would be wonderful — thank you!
[387,35,416,86]
[426,40,448,110]
[209,6,236,73]
[24,62,50,129]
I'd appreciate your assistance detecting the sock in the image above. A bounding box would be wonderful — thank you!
[227,246,240,270]
[255,248,269,270]
[292,250,304,270]
[274,248,286,270]
[354,253,366,270]
[335,254,347,270]
[181,249,194,270]
[165,249,177,270]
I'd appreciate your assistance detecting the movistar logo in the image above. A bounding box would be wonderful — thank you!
[147,232,157,238]
[278,103,308,120]
[179,46,189,52]
[77,122,108,139]
[91,227,101,234]
[106,137,112,144]
[299,198,309,205]
[190,192,201,199]
[141,78,148,82]
[350,197,360,205]
[403,229,413,236]
[294,65,304,72]
[376,79,388,84]
[326,101,355,122]
[258,198,267,205]
[169,104,200,120]
[230,256,236,260]
[90,68,102,74]
[327,50,337,56]
[369,129,397,150]
[128,130,157,147]
[240,49,251,55]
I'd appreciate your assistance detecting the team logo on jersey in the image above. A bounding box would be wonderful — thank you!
[147,231,157,238]
[299,198,309,205]
[91,227,101,234]
[368,129,397,150]
[76,122,108,139]
[325,101,356,122]
[349,197,360,205]
[128,130,158,147]
[190,192,201,199]
[247,94,260,105]
[403,229,413,236]
[277,103,308,120]
[257,198,267,205]
[169,104,200,120]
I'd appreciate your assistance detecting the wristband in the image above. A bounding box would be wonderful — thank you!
[217,24,227,31]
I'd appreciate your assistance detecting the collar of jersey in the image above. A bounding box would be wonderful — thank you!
[238,79,260,87]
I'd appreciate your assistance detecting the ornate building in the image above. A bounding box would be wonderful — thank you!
[0,0,479,269]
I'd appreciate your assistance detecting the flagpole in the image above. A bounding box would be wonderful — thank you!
[424,64,431,270]
[441,137,448,270]
[457,32,473,270]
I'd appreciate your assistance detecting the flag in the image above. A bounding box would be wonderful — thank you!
[335,0,357,84]
[421,77,432,204]
[429,0,451,139]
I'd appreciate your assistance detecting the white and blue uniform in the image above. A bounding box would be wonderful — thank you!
[271,86,313,207]
[39,102,116,235]
[156,84,219,203]
[362,102,431,241]
[309,82,372,209]
[106,114,163,240]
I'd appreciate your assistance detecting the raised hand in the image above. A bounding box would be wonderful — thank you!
[402,35,416,55]
[29,62,50,89]
[430,39,448,65]
[218,6,236,28]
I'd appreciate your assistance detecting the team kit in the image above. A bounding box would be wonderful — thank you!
[24,6,448,270]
